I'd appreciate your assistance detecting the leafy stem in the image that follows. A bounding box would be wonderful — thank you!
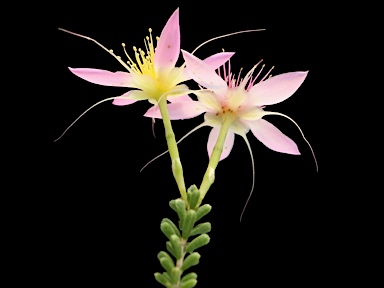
[155,187,212,288]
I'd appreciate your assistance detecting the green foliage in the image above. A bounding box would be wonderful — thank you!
[190,223,211,236]
[161,221,177,240]
[171,267,182,285]
[154,272,172,288]
[182,210,197,239]
[185,234,210,254]
[170,235,182,260]
[162,218,181,237]
[181,252,200,271]
[166,241,178,259]
[187,185,200,209]
[180,279,197,288]
[195,204,212,222]
[174,199,187,229]
[155,186,212,287]
[160,257,175,272]
[181,272,197,283]
[158,251,173,263]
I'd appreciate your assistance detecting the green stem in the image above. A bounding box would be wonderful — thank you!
[158,98,187,203]
[174,238,187,288]
[198,115,234,204]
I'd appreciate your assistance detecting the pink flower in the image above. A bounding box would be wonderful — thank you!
[66,8,233,107]
[146,50,317,167]
[56,8,233,141]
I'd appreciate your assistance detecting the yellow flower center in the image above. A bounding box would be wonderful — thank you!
[119,29,182,100]
[121,28,157,78]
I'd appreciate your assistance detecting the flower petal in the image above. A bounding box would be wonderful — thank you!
[230,120,250,136]
[167,66,186,86]
[164,84,191,99]
[248,119,300,155]
[127,90,152,101]
[204,113,222,127]
[207,127,235,161]
[68,68,135,87]
[179,52,235,83]
[154,8,180,77]
[168,94,193,103]
[112,91,138,106]
[143,106,161,118]
[249,71,308,106]
[112,90,150,106]
[195,90,221,112]
[181,50,228,97]
[144,101,207,120]
[203,52,235,70]
[238,105,264,121]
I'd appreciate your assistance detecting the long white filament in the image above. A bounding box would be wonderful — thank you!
[263,111,318,172]
[54,96,123,142]
[140,123,208,172]
[191,29,266,55]
[239,134,256,222]
[58,28,131,71]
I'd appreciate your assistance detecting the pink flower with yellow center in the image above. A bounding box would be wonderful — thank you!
[66,8,233,105]
[144,50,317,219]
[56,8,233,140]
[146,50,317,166]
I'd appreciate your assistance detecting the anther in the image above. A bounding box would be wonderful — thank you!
[260,66,274,81]
[236,67,243,86]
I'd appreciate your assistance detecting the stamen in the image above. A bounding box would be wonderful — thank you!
[228,60,232,84]
[133,46,145,72]
[139,49,147,68]
[119,30,156,76]
[222,58,228,83]
[248,61,264,88]
[122,43,137,71]
[144,37,150,55]
[217,48,225,78]
[148,28,155,59]
[236,68,243,87]
[238,62,262,91]
[260,66,274,82]
[247,59,264,90]
[59,28,129,69]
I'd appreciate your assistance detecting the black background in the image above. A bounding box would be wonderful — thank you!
[47,1,343,286]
